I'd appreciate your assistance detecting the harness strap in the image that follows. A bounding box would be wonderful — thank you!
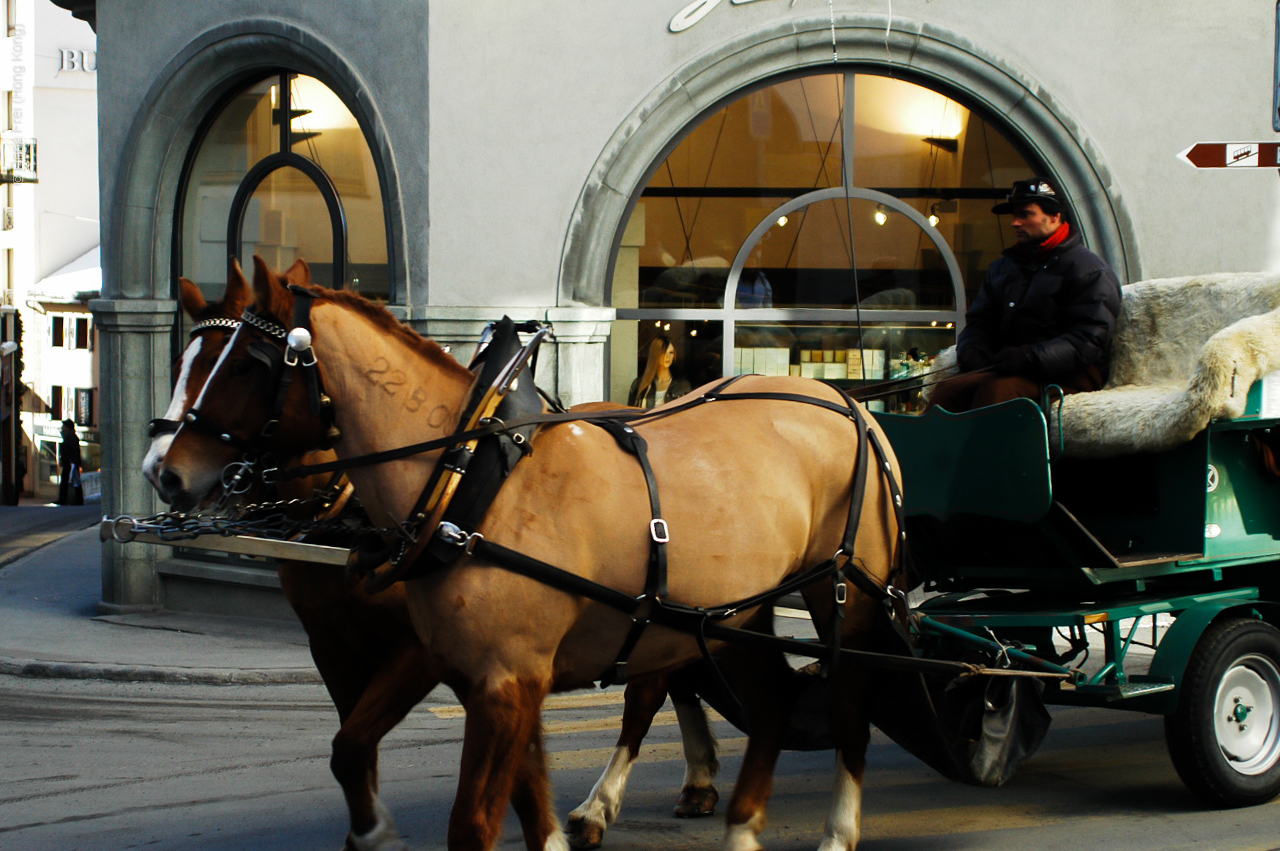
[466,537,980,679]
[265,375,752,484]
[594,421,669,601]
[592,419,670,686]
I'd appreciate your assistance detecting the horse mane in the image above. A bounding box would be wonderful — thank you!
[306,287,471,379]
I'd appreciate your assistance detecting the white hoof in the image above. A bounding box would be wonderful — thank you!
[722,814,766,851]
[349,797,408,851]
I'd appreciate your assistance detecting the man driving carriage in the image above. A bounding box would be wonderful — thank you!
[928,177,1122,413]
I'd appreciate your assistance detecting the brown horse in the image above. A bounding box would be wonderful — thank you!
[147,264,902,851]
[143,259,432,851]
[144,258,736,851]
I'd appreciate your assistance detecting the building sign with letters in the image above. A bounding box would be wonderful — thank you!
[58,49,96,73]
[669,0,787,33]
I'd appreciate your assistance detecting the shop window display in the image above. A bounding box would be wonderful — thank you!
[178,73,389,300]
[610,71,1041,412]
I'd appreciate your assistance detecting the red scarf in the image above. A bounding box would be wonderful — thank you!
[1034,221,1070,260]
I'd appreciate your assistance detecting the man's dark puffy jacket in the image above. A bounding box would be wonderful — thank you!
[957,229,1122,381]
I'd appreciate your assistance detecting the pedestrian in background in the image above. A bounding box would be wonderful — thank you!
[57,419,82,506]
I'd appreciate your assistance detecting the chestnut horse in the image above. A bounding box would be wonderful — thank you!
[144,260,431,851]
[146,264,902,851]
[144,258,733,851]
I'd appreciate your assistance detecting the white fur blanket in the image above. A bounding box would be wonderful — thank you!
[925,273,1280,458]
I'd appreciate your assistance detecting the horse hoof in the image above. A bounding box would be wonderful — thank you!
[673,785,718,818]
[565,816,604,850]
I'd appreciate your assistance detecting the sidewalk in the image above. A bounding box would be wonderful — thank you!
[0,502,321,685]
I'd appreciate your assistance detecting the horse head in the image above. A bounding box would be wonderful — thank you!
[143,255,317,511]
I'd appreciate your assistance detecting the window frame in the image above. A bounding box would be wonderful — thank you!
[171,69,395,360]
[613,67,1039,370]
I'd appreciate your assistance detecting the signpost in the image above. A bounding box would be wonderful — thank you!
[1178,142,1280,169]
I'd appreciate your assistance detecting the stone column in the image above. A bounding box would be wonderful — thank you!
[545,308,615,408]
[88,297,176,614]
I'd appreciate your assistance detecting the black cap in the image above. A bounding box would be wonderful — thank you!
[991,177,1064,215]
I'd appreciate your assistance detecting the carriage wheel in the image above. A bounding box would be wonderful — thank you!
[1165,617,1280,807]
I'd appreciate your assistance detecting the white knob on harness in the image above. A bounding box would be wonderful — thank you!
[287,327,312,352]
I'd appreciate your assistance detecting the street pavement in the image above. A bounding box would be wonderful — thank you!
[0,499,321,685]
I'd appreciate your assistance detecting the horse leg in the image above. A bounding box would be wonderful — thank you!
[566,675,669,849]
[815,648,874,851]
[717,650,796,851]
[669,670,720,818]
[510,724,569,851]
[335,646,438,851]
[449,676,550,851]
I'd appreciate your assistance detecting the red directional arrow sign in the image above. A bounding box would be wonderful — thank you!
[1178,142,1280,168]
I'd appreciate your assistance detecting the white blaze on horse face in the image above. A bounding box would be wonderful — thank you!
[816,750,862,851]
[191,322,246,413]
[142,336,203,487]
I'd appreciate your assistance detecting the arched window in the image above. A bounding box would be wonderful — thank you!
[176,73,390,303]
[609,71,1041,412]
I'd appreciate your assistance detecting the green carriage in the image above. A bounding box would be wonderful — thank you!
[873,373,1280,806]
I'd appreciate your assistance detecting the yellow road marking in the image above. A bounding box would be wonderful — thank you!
[866,804,1059,837]
[427,690,628,718]
[549,738,748,771]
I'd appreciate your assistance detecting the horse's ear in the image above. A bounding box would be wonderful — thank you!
[251,254,291,318]
[178,277,206,320]
[284,257,311,287]
[224,259,250,318]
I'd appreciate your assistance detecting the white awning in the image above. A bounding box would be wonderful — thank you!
[31,245,101,301]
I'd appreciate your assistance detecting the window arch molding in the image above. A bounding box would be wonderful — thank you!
[105,20,406,303]
[560,13,1138,308]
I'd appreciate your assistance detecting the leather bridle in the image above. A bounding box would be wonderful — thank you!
[155,286,339,502]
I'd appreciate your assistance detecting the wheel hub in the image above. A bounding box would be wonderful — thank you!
[1214,655,1280,775]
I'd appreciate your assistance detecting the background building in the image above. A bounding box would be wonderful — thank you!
[72,0,1280,614]
[0,0,99,505]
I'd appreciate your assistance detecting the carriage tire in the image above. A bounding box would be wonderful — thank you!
[1164,617,1280,807]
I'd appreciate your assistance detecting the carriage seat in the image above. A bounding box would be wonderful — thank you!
[927,272,1280,458]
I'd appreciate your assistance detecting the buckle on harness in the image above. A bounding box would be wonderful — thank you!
[437,521,467,546]
[437,521,485,556]
[649,518,670,543]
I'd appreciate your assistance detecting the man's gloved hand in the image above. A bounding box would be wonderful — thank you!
[957,343,992,372]
[991,345,1034,376]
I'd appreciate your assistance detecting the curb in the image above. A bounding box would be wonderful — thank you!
[0,526,100,570]
[0,656,323,685]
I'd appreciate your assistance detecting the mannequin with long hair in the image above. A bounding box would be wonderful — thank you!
[628,334,691,409]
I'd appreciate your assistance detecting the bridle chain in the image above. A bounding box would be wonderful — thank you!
[189,317,242,335]
[113,493,393,545]
[240,309,289,339]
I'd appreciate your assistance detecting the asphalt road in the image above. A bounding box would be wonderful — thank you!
[0,503,100,568]
[4,675,1280,851]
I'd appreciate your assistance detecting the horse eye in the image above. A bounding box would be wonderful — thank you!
[228,359,255,377]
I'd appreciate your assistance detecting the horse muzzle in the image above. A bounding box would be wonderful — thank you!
[142,449,219,513]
